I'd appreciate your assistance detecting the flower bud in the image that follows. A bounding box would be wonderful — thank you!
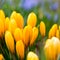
[5,17,10,31]
[40,21,46,37]
[49,24,58,38]
[14,28,23,42]
[23,25,31,46]
[10,11,24,28]
[16,40,24,59]
[27,51,39,60]
[30,27,38,45]
[0,10,5,22]
[8,19,17,35]
[5,31,14,53]
[27,12,37,27]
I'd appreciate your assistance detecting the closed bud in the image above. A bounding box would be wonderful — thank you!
[30,27,38,45]
[0,10,5,22]
[0,54,4,60]
[10,11,24,28]
[5,17,10,31]
[23,25,32,46]
[56,30,59,39]
[27,12,37,27]
[27,51,39,60]
[5,31,14,53]
[16,40,24,59]
[49,24,58,38]
[40,21,46,37]
[14,28,23,42]
[8,19,17,35]
[0,19,4,37]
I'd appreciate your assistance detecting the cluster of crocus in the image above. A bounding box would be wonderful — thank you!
[0,10,40,60]
[0,9,60,60]
[44,37,60,60]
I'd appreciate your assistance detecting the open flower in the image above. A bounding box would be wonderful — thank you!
[27,51,39,60]
[44,37,60,60]
[40,21,46,37]
[27,12,37,28]
[16,40,24,59]
[5,31,14,53]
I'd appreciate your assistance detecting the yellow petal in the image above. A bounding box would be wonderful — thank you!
[14,28,23,42]
[44,39,55,60]
[30,27,38,45]
[0,54,4,60]
[56,30,60,39]
[0,10,5,22]
[27,51,39,60]
[16,40,24,59]
[40,21,46,37]
[0,19,4,37]
[27,12,37,27]
[5,31,14,53]
[8,19,17,35]
[5,17,10,31]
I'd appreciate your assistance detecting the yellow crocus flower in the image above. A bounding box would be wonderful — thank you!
[16,40,24,59]
[40,21,46,37]
[14,28,23,42]
[0,54,4,60]
[27,51,39,60]
[5,31,14,53]
[27,12,37,27]
[44,37,60,60]
[10,11,24,29]
[0,19,4,37]
[8,19,17,35]
[48,24,58,38]
[5,17,10,31]
[23,25,32,46]
[30,27,38,45]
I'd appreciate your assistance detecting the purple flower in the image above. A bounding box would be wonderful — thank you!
[50,2,58,11]
[44,12,51,20]
[21,0,40,10]
[54,13,58,22]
